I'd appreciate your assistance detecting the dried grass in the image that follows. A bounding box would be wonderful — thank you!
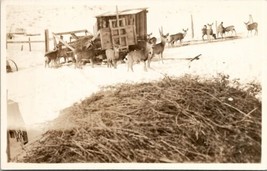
[68,35,94,50]
[18,74,261,163]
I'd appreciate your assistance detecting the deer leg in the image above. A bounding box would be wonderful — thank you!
[144,61,147,72]
[75,59,80,69]
[45,57,49,68]
[127,62,131,72]
[129,61,134,72]
[161,53,164,64]
[148,58,151,68]
[127,58,132,72]
[113,59,117,69]
[90,58,94,68]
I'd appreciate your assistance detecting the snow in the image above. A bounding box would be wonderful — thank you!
[2,0,267,127]
[6,36,265,126]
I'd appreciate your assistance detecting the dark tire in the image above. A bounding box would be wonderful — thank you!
[6,59,18,73]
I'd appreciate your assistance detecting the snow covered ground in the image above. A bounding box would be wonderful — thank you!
[5,35,265,126]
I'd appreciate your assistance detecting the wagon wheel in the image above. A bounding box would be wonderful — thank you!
[6,59,18,73]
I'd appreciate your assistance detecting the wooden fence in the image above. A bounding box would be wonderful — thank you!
[6,30,53,51]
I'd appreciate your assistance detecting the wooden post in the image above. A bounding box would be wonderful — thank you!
[28,37,31,51]
[44,29,49,52]
[191,14,194,39]
[249,14,253,23]
[53,37,57,49]
[52,33,75,51]
[215,20,218,38]
[7,130,10,162]
[6,90,10,162]
[116,6,120,27]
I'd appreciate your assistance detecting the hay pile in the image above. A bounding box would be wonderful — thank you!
[19,74,261,163]
[68,35,94,49]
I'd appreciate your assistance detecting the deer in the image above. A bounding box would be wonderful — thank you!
[244,22,258,37]
[224,25,236,36]
[74,45,96,69]
[217,22,236,38]
[44,50,60,68]
[151,27,169,64]
[56,44,76,63]
[105,45,120,69]
[126,42,153,72]
[207,23,215,41]
[147,33,157,45]
[202,24,216,41]
[168,28,188,46]
[217,22,225,38]
[73,33,101,69]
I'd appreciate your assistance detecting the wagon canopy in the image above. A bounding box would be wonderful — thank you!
[95,8,148,17]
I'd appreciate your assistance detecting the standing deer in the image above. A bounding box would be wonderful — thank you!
[217,22,225,38]
[44,50,59,68]
[147,33,157,45]
[105,45,120,69]
[74,45,96,69]
[151,27,169,64]
[207,23,215,41]
[202,24,216,40]
[168,28,188,46]
[56,44,75,63]
[126,42,153,72]
[244,22,258,37]
[217,22,236,38]
[224,26,236,36]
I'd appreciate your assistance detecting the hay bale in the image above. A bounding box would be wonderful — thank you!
[17,74,261,163]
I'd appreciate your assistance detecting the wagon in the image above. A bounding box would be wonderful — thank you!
[46,7,149,64]
[95,7,148,51]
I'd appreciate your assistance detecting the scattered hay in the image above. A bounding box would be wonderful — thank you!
[18,74,261,163]
[68,35,94,50]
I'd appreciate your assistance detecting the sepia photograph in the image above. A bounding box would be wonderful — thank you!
[1,0,266,169]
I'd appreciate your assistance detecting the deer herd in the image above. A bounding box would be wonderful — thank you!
[45,20,259,71]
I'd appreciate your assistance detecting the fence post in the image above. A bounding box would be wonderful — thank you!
[28,37,31,51]
[191,14,194,39]
[215,21,218,38]
[45,29,49,52]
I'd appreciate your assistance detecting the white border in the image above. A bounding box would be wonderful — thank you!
[1,0,267,170]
